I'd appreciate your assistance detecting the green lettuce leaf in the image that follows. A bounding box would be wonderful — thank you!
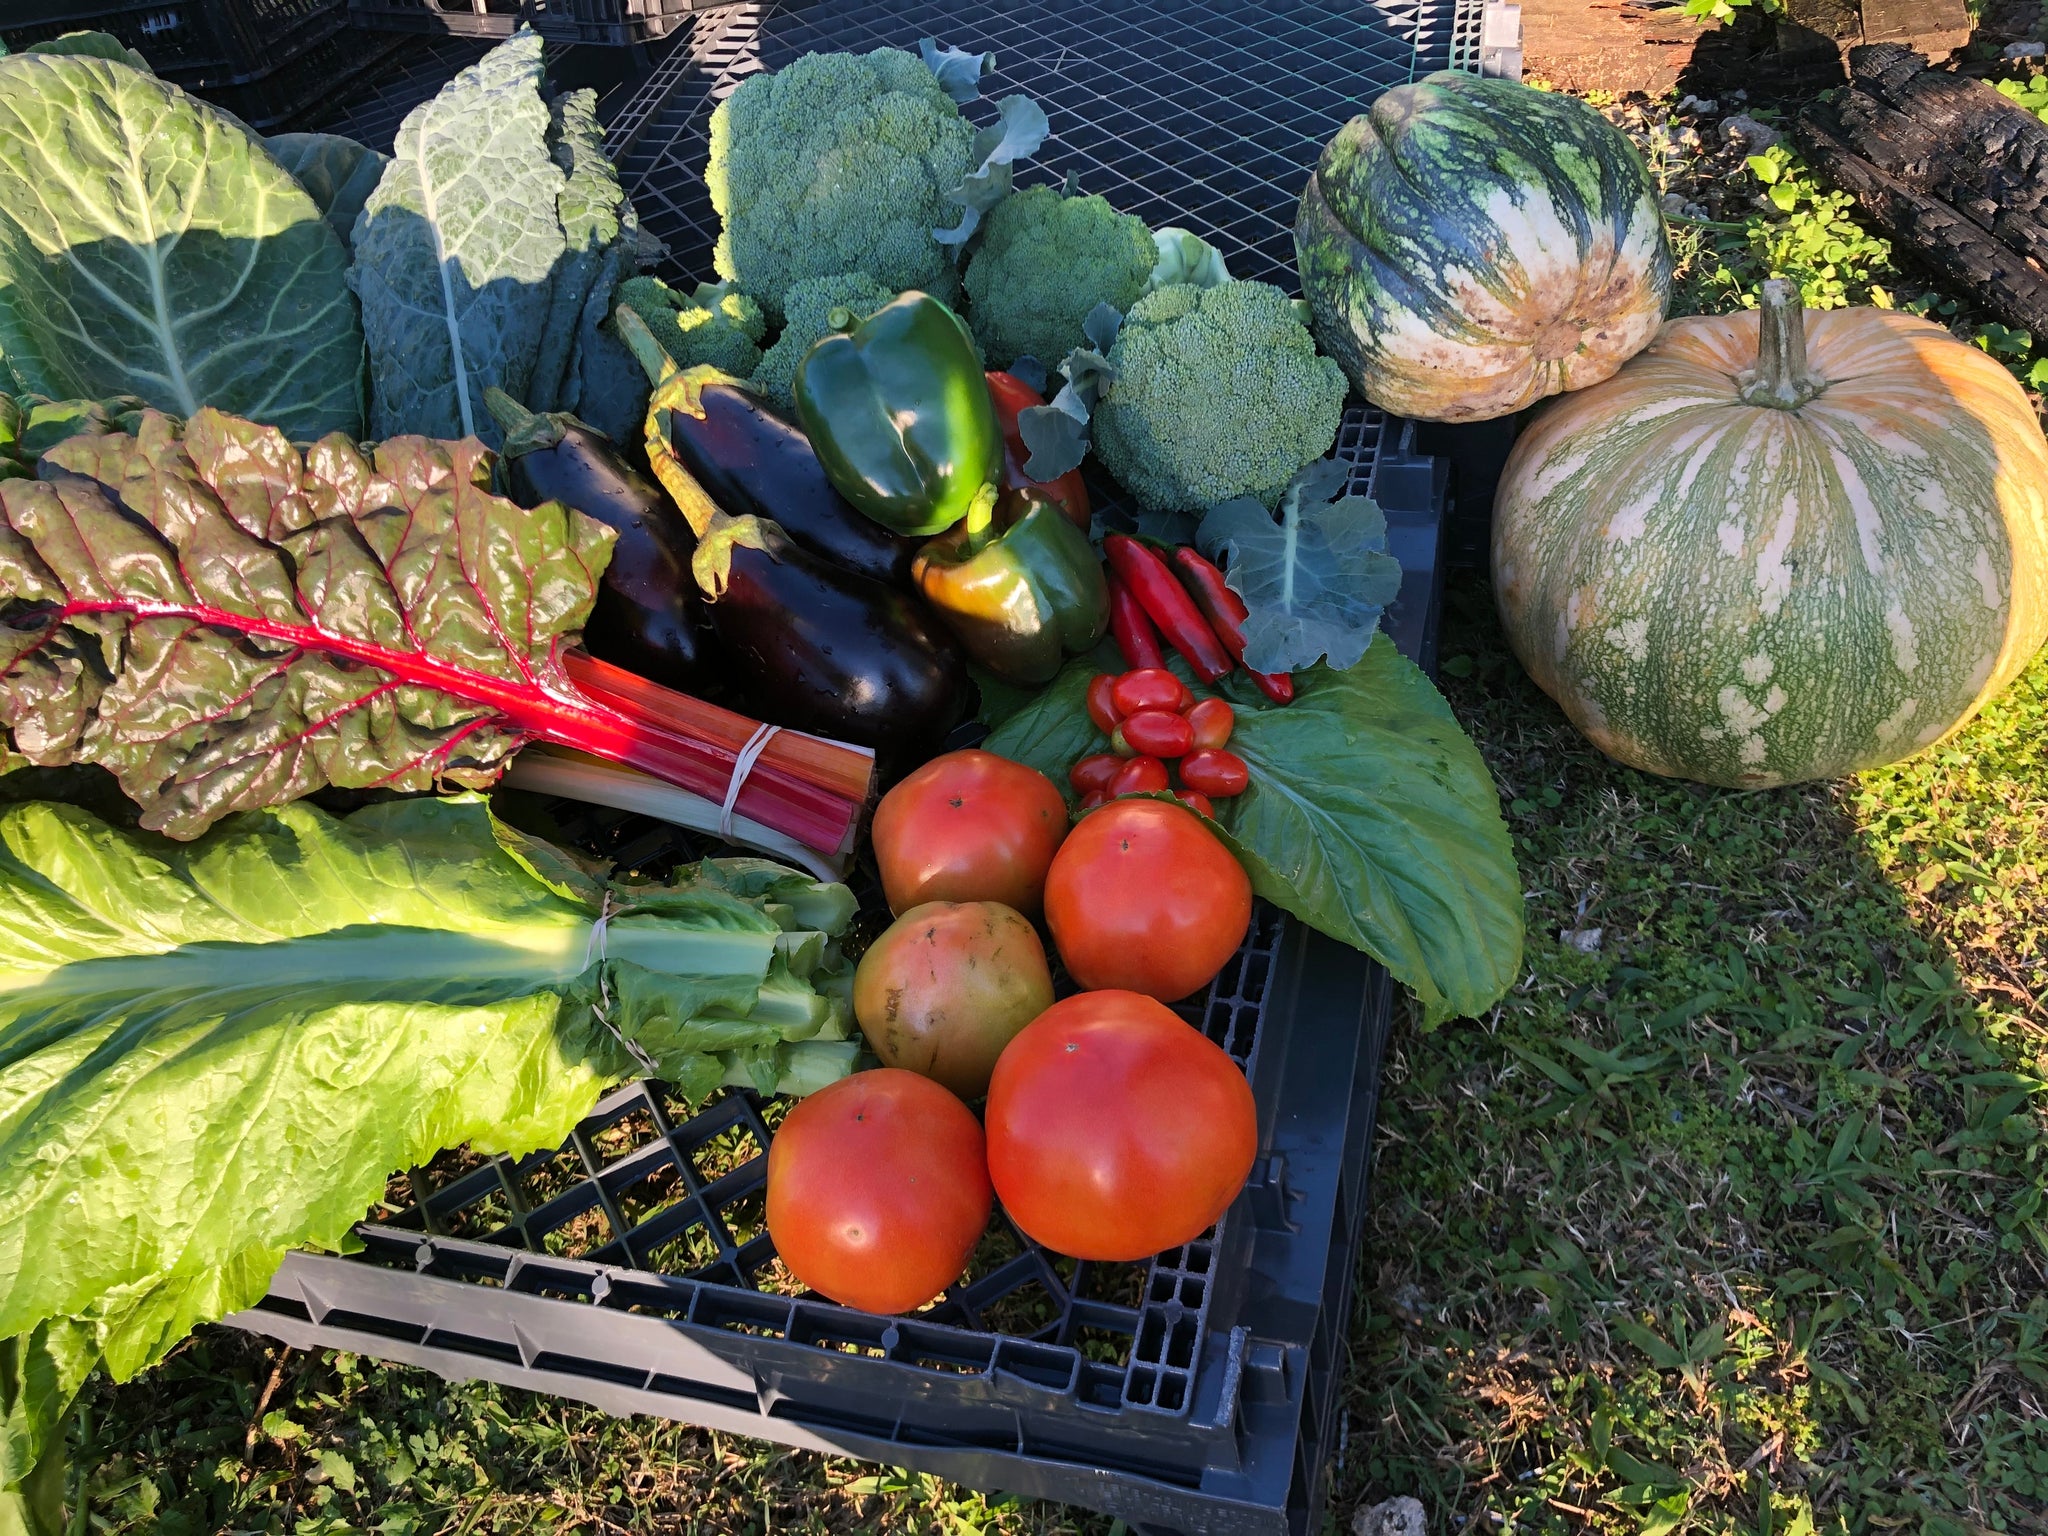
[984,643,1523,1025]
[264,131,389,248]
[0,52,366,440]
[0,793,856,1502]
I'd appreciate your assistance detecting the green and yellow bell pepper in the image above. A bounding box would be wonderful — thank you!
[913,486,1109,685]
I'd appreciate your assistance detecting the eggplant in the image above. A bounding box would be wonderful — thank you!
[706,519,971,773]
[485,389,717,697]
[664,377,921,587]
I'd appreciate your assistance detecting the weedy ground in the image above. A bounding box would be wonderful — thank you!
[63,73,2048,1536]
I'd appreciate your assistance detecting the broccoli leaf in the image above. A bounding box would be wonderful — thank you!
[935,95,1050,249]
[1147,227,1231,291]
[918,38,994,104]
[1198,458,1404,674]
[1017,305,1119,480]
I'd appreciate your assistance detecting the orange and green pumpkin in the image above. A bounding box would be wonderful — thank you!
[1493,280,2048,788]
[1294,72,1671,424]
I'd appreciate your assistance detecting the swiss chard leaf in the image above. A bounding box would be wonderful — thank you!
[0,407,615,839]
[264,131,388,248]
[351,32,570,444]
[984,644,1523,1025]
[1199,457,1404,674]
[0,52,366,440]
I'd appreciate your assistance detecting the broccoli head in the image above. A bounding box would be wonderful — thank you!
[707,49,972,322]
[748,272,901,408]
[962,186,1156,368]
[615,276,767,378]
[1093,280,1349,513]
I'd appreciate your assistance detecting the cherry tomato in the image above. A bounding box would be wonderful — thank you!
[1185,697,1235,751]
[1086,675,1122,737]
[873,750,1068,916]
[1110,668,1190,718]
[1070,753,1122,795]
[1116,708,1194,759]
[1174,789,1215,819]
[1110,756,1169,796]
[1179,748,1250,798]
[767,1069,993,1313]
[1078,790,1111,811]
[986,990,1258,1261]
[1044,799,1252,1001]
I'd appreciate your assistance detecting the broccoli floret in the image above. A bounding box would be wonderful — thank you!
[962,186,1156,368]
[748,272,901,408]
[1093,281,1349,513]
[615,276,766,377]
[707,49,972,322]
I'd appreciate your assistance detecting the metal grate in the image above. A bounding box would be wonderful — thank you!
[613,0,1456,295]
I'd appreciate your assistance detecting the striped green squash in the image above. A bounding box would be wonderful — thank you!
[1294,72,1670,424]
[1493,281,2048,788]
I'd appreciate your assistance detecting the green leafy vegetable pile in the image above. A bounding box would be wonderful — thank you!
[0,793,859,1521]
[0,49,367,441]
[985,644,1523,1027]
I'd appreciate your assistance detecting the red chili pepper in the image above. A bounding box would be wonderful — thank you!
[986,371,1091,531]
[1103,535,1231,683]
[1106,566,1167,671]
[1170,546,1294,705]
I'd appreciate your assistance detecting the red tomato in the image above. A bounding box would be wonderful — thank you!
[767,1069,993,1313]
[1185,697,1234,751]
[986,991,1258,1261]
[1044,798,1251,1001]
[1179,748,1250,798]
[1111,668,1190,718]
[1110,756,1169,796]
[873,750,1068,916]
[1079,790,1110,811]
[1069,753,1122,795]
[1085,675,1122,737]
[1174,789,1215,819]
[1117,709,1194,759]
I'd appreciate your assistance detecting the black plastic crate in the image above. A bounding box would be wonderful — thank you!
[347,0,731,44]
[1,0,337,79]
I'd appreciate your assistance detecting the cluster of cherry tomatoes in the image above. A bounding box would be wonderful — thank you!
[1071,667,1254,818]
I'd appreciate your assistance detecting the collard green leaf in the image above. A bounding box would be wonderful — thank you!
[0,52,366,440]
[0,407,616,839]
[985,644,1523,1025]
[351,32,567,443]
[530,88,634,420]
[264,131,389,247]
[0,795,855,1482]
[1199,457,1404,674]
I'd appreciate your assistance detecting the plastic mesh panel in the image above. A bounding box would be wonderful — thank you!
[612,0,1442,293]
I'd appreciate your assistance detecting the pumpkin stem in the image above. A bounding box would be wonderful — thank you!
[1738,279,1827,410]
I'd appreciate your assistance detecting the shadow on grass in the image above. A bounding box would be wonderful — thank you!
[1333,575,2048,1536]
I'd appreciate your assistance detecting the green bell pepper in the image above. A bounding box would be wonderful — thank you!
[913,486,1110,685]
[793,292,1004,537]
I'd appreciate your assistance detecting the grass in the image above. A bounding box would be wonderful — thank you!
[56,79,2048,1536]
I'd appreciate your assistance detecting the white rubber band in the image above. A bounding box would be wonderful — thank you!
[720,723,782,842]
